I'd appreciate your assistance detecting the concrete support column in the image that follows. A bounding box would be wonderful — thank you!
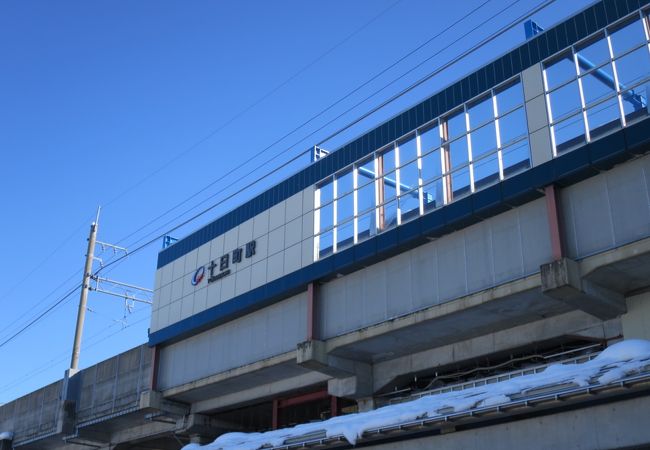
[622,292,650,340]
[545,185,565,260]
[356,397,375,413]
[307,282,317,341]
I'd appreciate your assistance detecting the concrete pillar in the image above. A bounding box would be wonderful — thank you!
[356,397,375,413]
[622,292,650,340]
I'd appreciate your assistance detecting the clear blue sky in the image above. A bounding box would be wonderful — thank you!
[0,0,593,403]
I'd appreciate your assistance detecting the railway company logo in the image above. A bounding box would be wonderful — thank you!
[190,240,256,286]
[191,266,205,286]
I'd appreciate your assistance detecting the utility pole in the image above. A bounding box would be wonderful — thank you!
[70,208,100,370]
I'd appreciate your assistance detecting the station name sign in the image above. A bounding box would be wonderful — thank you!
[191,240,256,286]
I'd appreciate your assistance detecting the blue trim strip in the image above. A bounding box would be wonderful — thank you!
[156,0,649,270]
[149,118,650,346]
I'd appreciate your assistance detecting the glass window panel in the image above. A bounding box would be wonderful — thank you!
[380,146,397,174]
[336,170,353,196]
[419,123,440,153]
[357,210,376,242]
[502,139,531,178]
[610,19,646,57]
[470,121,497,160]
[318,203,334,232]
[499,108,528,146]
[318,179,333,206]
[381,172,397,201]
[337,219,354,251]
[337,192,354,223]
[381,199,398,230]
[548,79,582,121]
[451,166,471,200]
[576,34,610,72]
[421,148,443,182]
[472,153,500,191]
[357,157,375,180]
[496,80,524,114]
[553,113,586,154]
[399,160,419,193]
[318,230,334,259]
[544,54,576,90]
[587,96,621,140]
[398,135,418,165]
[622,83,650,124]
[468,95,494,129]
[580,63,617,105]
[357,180,376,214]
[399,189,420,222]
[445,109,467,140]
[423,178,444,212]
[615,46,650,88]
[448,137,469,170]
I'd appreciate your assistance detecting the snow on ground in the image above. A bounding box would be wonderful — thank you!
[183,339,650,450]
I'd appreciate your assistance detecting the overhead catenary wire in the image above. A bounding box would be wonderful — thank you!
[117,0,536,253]
[114,0,498,248]
[100,0,404,212]
[0,1,404,347]
[316,0,556,147]
[0,285,81,350]
[97,0,560,276]
[0,0,557,367]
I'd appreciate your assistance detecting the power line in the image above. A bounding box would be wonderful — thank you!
[317,0,555,146]
[0,285,80,350]
[100,0,404,212]
[0,1,404,343]
[0,269,82,342]
[97,0,559,276]
[117,0,526,252]
[0,0,553,356]
[113,0,499,248]
[0,312,150,400]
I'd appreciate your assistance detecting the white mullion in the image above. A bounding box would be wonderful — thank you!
[440,123,449,205]
[332,177,338,253]
[607,31,627,127]
[416,131,424,216]
[373,155,380,235]
[542,65,559,156]
[574,50,590,142]
[465,107,475,193]
[493,92,504,180]
[353,166,359,245]
[314,188,321,260]
[395,143,402,226]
